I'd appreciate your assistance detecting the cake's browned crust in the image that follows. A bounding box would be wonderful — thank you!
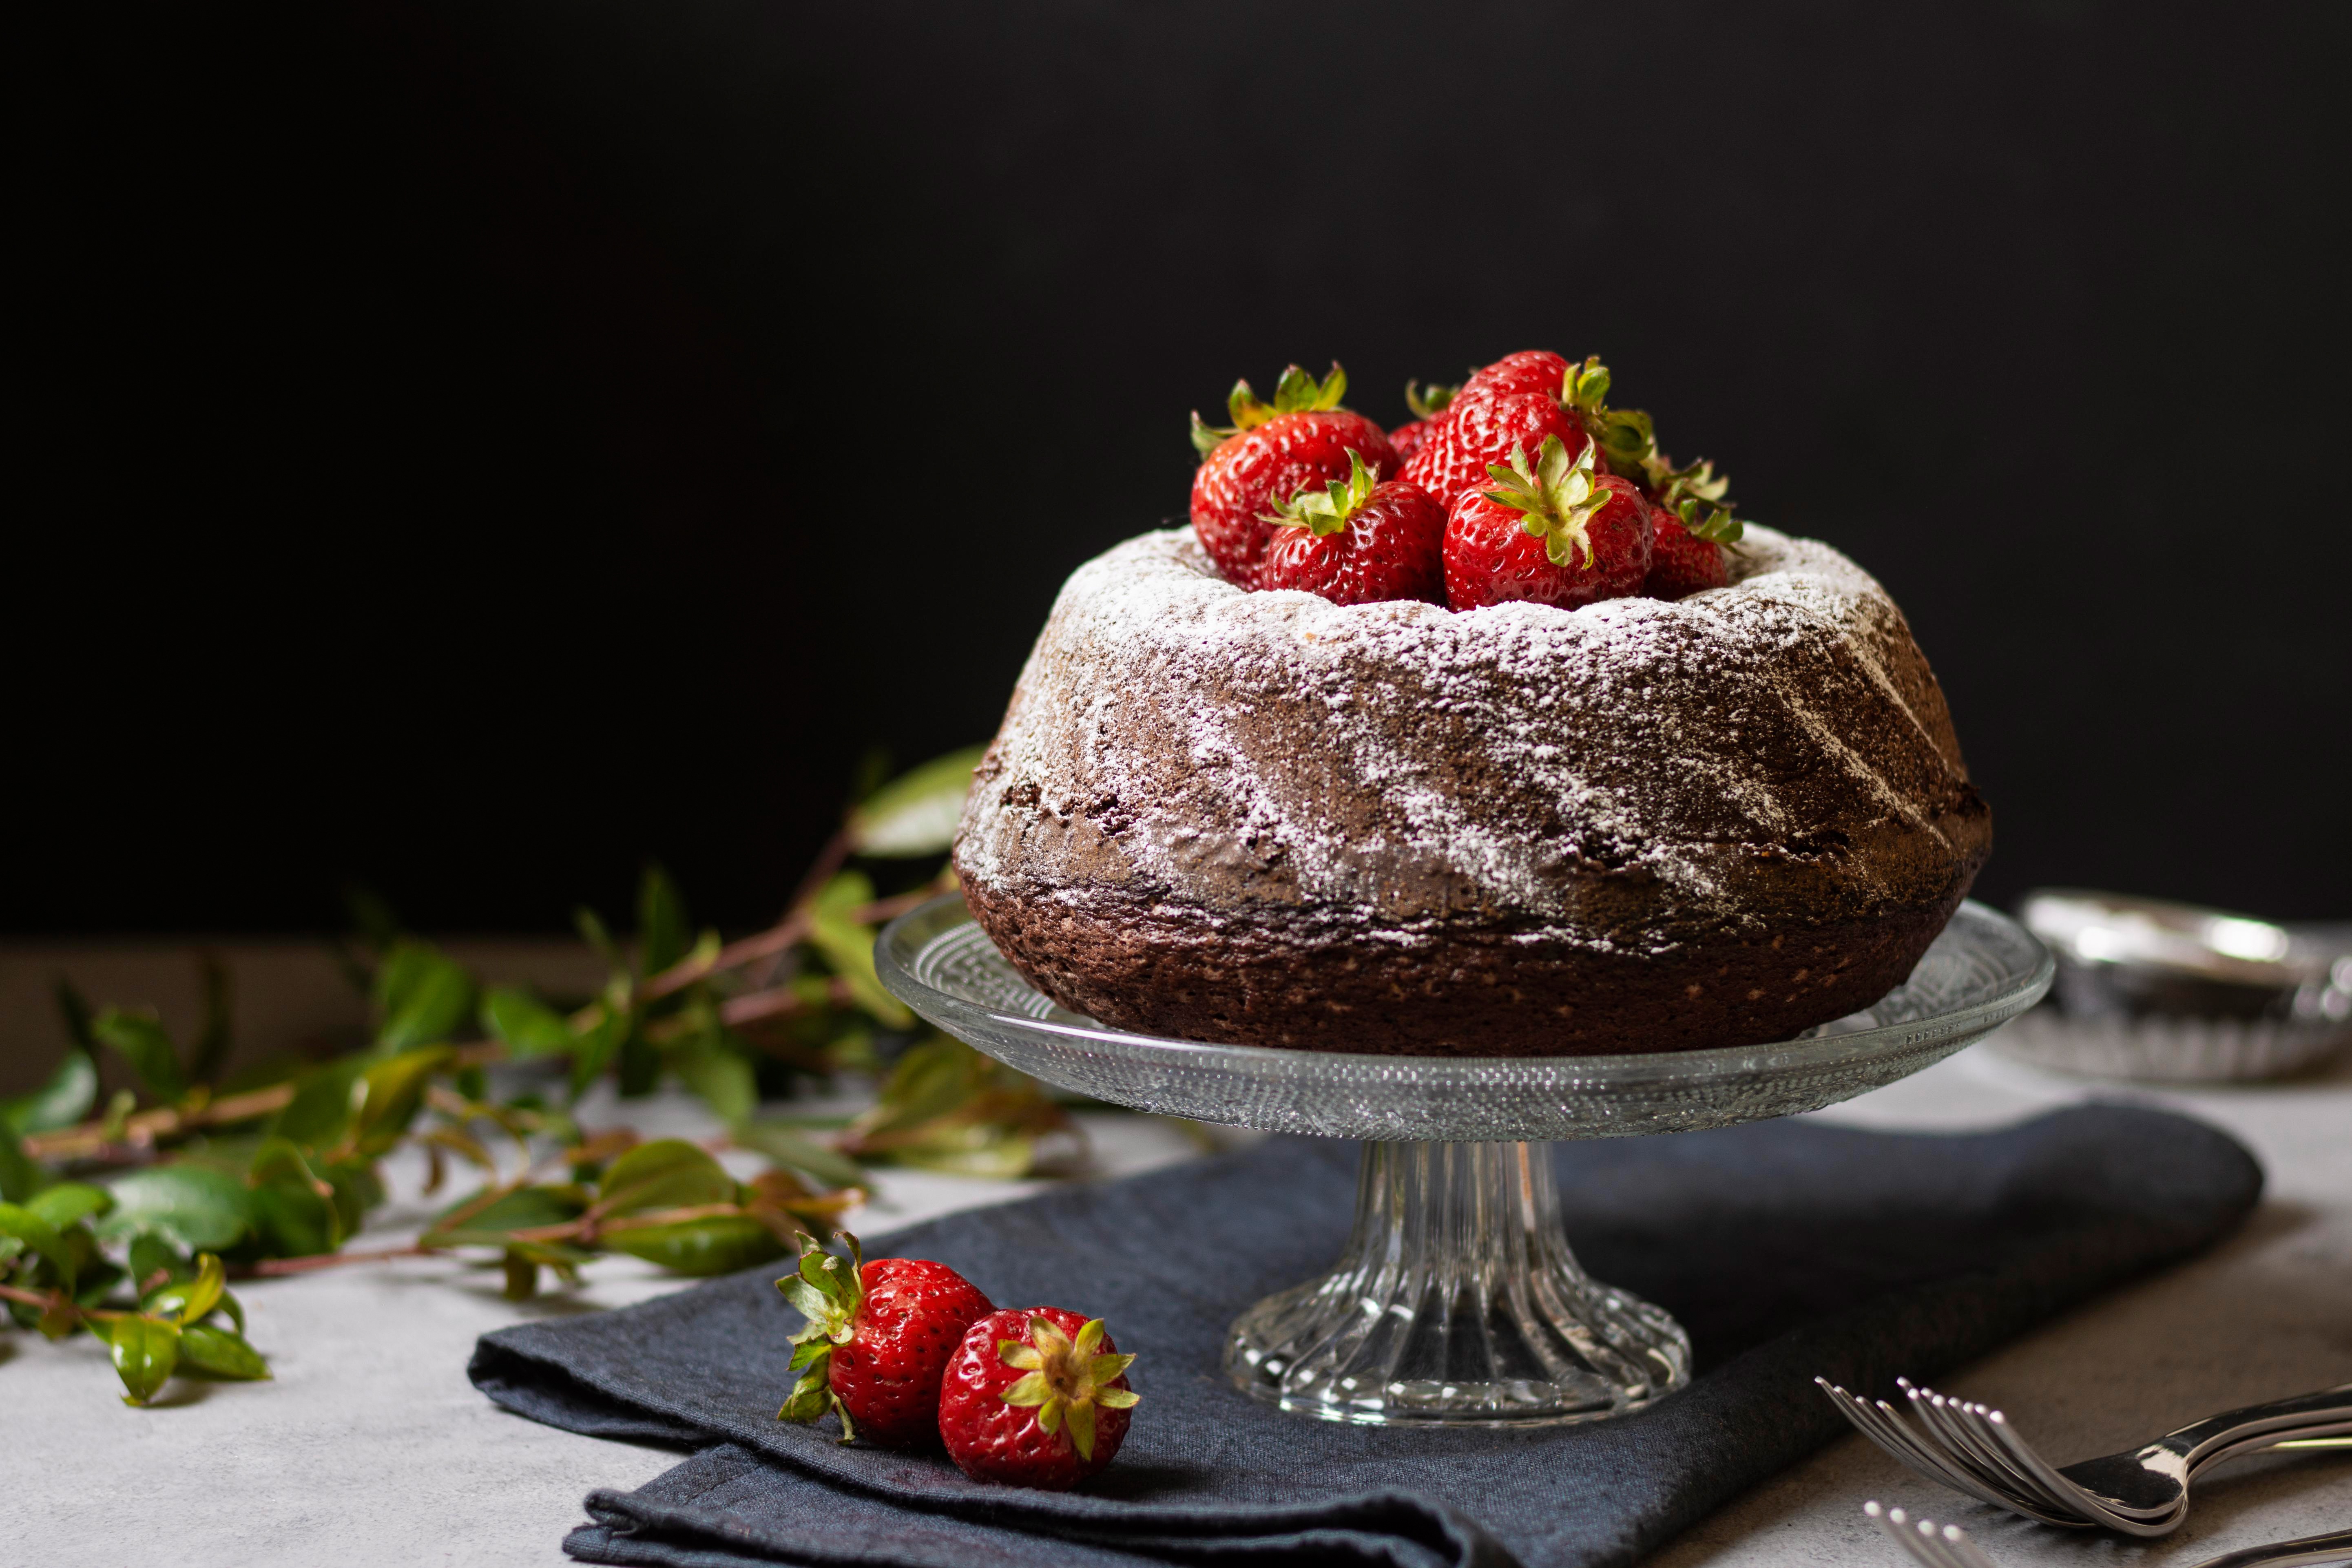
[954,525,1991,1056]
[963,876,1968,1055]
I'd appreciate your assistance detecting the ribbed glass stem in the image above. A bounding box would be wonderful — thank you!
[1225,1140,1691,1426]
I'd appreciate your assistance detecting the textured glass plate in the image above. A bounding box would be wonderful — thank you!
[877,896,2053,1141]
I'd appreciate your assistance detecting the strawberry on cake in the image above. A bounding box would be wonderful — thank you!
[951,351,1991,1056]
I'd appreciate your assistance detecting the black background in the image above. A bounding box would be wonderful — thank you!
[10,1,2348,936]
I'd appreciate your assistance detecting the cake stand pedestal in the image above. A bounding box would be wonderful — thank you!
[876,898,2051,1429]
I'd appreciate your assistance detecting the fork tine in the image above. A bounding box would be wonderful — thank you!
[1909,1390,2039,1501]
[1870,1393,2051,1515]
[1951,1399,2088,1518]
[1821,1381,2017,1508]
[1977,1408,2168,1537]
[1938,1520,2007,1568]
[1913,1389,2078,1517]
[1866,1502,1944,1568]
[1892,1506,1977,1568]
[1893,1382,2093,1525]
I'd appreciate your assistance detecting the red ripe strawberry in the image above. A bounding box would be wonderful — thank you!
[776,1232,994,1447]
[1444,434,1653,611]
[1190,363,1396,590]
[1643,510,1731,599]
[1259,450,1446,607]
[1401,389,1587,512]
[937,1307,1138,1490]
[1640,457,1743,599]
[1460,348,1570,405]
[1385,379,1459,467]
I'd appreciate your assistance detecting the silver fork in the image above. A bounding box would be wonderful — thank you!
[1819,1377,2352,1535]
[1865,1502,2352,1568]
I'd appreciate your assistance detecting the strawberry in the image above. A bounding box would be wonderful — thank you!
[1259,450,1446,607]
[1408,352,1668,510]
[1460,348,1570,404]
[1643,509,1730,598]
[776,1232,995,1447]
[1385,379,1459,466]
[1640,457,1744,599]
[937,1307,1138,1490]
[1444,434,1653,611]
[1190,363,1396,590]
[1402,388,1589,513]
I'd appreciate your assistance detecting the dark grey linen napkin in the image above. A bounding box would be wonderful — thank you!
[470,1105,2261,1568]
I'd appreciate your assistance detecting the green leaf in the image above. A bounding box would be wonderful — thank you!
[887,1126,1036,1179]
[566,1006,630,1105]
[808,873,914,1028]
[616,1027,662,1098]
[109,1314,182,1405]
[1225,377,1268,429]
[269,1057,367,1152]
[128,1232,191,1290]
[145,1251,226,1324]
[249,1137,342,1256]
[0,1201,75,1289]
[99,1164,255,1253]
[674,1023,757,1128]
[595,1139,735,1216]
[602,1214,790,1276]
[1403,379,1458,421]
[0,1123,41,1204]
[372,940,475,1051]
[731,1121,869,1193]
[27,1181,111,1230]
[351,1046,454,1158]
[1272,362,1314,411]
[177,1322,270,1380]
[637,863,692,978]
[480,987,575,1058]
[575,905,622,973]
[92,1008,187,1101]
[423,1182,587,1245]
[847,745,988,857]
[1,1048,99,1135]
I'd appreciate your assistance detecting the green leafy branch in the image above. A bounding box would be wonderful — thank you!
[2,746,1086,1407]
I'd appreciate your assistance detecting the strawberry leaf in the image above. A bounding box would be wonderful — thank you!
[1481,436,1608,570]
[1261,447,1377,537]
[1403,379,1458,420]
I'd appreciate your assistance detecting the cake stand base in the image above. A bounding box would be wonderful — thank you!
[1224,1140,1691,1427]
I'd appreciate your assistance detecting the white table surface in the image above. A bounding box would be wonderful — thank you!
[9,1039,2350,1568]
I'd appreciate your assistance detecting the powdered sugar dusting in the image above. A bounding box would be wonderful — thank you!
[957,524,1979,954]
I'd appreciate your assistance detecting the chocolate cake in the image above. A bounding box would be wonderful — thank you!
[952,524,1990,1056]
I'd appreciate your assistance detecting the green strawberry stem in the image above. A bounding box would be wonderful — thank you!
[1403,379,1458,420]
[1260,447,1377,536]
[1563,355,1745,543]
[775,1230,865,1441]
[997,1314,1139,1462]
[1189,362,1349,456]
[1481,435,1611,570]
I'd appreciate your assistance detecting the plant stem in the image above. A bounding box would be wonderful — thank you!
[237,1244,437,1278]
[23,1082,299,1161]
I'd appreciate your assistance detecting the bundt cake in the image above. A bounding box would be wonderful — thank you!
[952,523,1991,1056]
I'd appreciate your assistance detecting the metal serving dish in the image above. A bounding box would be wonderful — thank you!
[1998,890,2352,1081]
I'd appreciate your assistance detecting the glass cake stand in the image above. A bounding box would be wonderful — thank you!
[876,896,2051,1429]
